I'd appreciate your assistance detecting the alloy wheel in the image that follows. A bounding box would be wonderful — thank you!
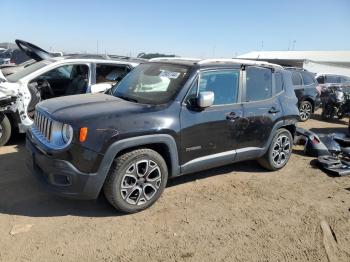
[120,160,162,206]
[272,135,291,167]
[299,103,312,121]
[0,124,3,139]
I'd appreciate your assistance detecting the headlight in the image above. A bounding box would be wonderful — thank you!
[62,124,73,144]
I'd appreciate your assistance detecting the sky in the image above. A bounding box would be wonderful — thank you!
[1,0,349,58]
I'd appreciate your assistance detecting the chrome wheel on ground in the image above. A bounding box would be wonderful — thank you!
[299,101,312,121]
[104,148,168,213]
[121,160,162,206]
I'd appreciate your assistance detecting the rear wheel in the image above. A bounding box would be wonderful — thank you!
[258,128,293,171]
[0,115,11,146]
[104,148,168,213]
[299,101,313,121]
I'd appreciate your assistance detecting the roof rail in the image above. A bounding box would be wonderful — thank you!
[149,57,201,62]
[198,58,283,69]
[283,66,308,71]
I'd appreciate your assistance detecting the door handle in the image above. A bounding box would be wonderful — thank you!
[268,107,280,114]
[226,112,240,120]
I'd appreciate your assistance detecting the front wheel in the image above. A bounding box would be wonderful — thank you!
[0,115,12,147]
[258,128,293,171]
[104,148,168,213]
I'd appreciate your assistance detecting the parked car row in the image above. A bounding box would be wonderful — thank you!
[0,41,32,66]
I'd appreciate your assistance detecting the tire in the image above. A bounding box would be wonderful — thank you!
[258,128,293,171]
[103,148,168,213]
[299,101,313,121]
[0,115,11,147]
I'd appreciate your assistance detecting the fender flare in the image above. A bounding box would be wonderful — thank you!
[90,134,180,197]
[259,120,296,157]
[0,112,4,122]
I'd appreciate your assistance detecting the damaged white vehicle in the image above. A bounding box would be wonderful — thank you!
[0,40,142,146]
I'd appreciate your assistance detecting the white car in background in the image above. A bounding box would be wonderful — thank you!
[0,40,143,146]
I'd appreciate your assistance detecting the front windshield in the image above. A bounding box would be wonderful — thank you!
[6,60,51,83]
[112,63,190,104]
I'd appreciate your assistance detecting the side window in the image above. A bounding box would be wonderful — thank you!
[199,70,239,105]
[341,77,350,83]
[291,71,302,86]
[41,65,74,80]
[36,64,89,96]
[301,72,315,85]
[325,75,341,84]
[274,71,284,94]
[245,67,272,102]
[96,64,130,84]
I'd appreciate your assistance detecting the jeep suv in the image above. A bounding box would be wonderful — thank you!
[26,58,299,213]
[285,67,321,121]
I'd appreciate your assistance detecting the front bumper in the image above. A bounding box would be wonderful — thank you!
[26,136,105,200]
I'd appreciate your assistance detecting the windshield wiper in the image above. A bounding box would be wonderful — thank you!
[117,95,138,103]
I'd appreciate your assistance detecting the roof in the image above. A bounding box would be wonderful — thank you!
[149,57,283,69]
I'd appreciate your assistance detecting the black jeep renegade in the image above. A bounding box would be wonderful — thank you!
[27,58,299,213]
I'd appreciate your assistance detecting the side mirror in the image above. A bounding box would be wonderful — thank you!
[197,91,214,108]
[90,83,113,93]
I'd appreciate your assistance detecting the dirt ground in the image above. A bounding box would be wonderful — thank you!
[0,112,349,262]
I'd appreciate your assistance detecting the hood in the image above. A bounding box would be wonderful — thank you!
[37,93,157,123]
[0,69,6,82]
[15,39,54,62]
[0,82,19,98]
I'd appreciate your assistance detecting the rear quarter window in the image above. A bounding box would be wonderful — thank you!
[291,71,302,86]
[300,72,315,85]
[274,71,284,94]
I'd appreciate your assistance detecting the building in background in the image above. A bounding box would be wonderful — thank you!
[237,51,350,77]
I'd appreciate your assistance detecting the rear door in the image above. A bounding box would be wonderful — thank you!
[238,66,283,154]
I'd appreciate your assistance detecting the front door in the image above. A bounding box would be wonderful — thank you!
[180,69,244,172]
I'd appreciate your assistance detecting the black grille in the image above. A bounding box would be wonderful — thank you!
[34,111,53,141]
